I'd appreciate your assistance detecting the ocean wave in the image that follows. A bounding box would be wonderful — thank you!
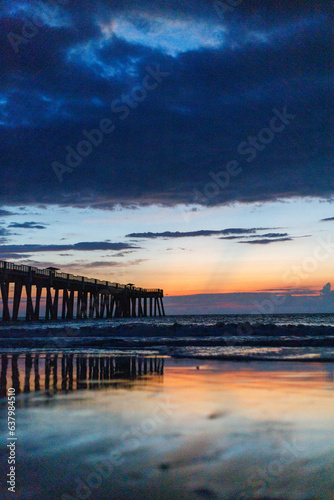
[1,322,334,360]
[1,321,334,338]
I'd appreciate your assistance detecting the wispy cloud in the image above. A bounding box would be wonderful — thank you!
[0,209,15,216]
[68,259,147,269]
[239,237,292,245]
[259,232,288,238]
[8,221,47,229]
[320,217,334,222]
[0,253,31,259]
[0,241,140,256]
[126,228,267,239]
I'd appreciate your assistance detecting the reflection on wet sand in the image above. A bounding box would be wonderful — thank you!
[0,353,164,398]
[0,358,333,499]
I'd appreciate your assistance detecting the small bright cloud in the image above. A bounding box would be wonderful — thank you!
[110,14,226,56]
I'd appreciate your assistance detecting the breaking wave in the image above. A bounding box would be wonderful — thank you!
[1,314,334,361]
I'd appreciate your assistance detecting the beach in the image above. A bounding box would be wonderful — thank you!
[1,351,334,499]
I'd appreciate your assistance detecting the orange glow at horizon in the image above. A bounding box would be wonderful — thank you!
[50,234,333,297]
[65,259,328,297]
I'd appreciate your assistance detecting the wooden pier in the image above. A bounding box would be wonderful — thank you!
[0,261,165,321]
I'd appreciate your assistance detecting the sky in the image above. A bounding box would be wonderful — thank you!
[0,0,333,313]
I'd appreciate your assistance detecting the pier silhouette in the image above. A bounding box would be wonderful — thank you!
[0,261,165,321]
[0,353,164,399]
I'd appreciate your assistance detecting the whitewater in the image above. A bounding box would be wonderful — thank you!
[1,313,334,361]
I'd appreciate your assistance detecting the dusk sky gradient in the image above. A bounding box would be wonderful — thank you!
[0,0,333,313]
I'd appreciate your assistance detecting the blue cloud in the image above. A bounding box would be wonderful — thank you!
[0,0,332,208]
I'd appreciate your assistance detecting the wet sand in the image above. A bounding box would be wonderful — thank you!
[0,355,334,499]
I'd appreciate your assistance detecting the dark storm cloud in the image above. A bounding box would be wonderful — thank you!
[126,228,266,238]
[8,221,47,229]
[0,0,333,207]
[0,241,139,256]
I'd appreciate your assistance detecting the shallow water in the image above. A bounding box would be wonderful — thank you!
[0,353,333,499]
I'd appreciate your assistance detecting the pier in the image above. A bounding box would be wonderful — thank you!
[0,261,165,321]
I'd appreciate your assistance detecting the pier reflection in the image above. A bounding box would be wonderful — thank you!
[0,353,164,398]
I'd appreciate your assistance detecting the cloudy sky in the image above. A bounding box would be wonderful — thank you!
[0,0,333,313]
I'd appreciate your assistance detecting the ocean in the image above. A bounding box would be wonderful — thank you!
[1,313,334,361]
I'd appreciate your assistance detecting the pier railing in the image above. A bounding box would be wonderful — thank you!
[0,260,162,293]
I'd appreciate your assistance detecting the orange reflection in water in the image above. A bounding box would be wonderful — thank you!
[162,360,334,424]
